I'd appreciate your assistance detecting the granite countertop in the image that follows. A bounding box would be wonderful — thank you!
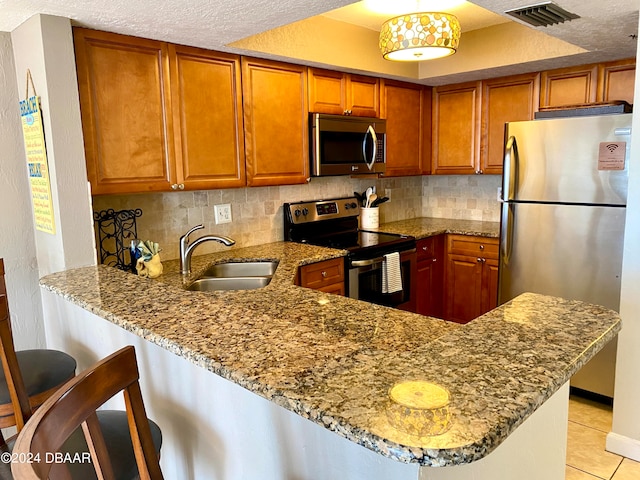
[39,218,619,467]
[375,217,500,239]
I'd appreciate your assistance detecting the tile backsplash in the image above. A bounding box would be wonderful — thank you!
[91,174,500,261]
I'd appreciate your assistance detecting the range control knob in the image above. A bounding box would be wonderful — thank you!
[294,209,302,217]
[302,208,309,216]
[350,202,358,209]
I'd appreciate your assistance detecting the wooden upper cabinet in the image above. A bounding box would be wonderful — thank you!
[481,73,539,175]
[348,75,380,117]
[242,58,309,186]
[540,64,598,107]
[382,80,431,176]
[74,28,175,194]
[169,45,245,190]
[432,81,482,175]
[308,68,380,117]
[540,60,636,108]
[598,58,636,104]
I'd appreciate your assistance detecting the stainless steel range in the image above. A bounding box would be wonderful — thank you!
[284,197,416,311]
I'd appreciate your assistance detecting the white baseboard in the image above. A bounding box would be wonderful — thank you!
[606,432,640,461]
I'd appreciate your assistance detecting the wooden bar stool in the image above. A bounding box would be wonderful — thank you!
[0,259,76,443]
[11,345,163,479]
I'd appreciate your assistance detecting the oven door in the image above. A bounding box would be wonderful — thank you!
[348,249,416,312]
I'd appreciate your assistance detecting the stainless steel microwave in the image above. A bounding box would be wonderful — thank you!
[310,113,386,177]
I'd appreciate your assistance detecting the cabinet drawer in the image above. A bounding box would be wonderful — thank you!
[447,235,499,260]
[298,258,344,290]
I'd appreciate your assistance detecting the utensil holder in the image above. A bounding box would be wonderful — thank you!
[360,207,379,229]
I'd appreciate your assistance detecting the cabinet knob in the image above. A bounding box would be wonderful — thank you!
[475,169,484,175]
[479,245,484,250]
[321,271,327,278]
[477,257,483,263]
[171,184,178,190]
[171,183,185,191]
[178,183,185,190]
[422,246,428,251]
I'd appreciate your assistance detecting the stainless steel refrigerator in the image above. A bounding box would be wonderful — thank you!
[498,113,633,399]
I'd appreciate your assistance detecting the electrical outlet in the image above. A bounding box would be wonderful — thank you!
[497,187,503,202]
[384,188,392,201]
[214,204,232,224]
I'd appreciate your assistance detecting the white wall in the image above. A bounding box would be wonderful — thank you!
[607,17,640,461]
[10,14,95,276]
[0,32,44,349]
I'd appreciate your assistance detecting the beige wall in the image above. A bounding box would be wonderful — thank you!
[92,174,500,262]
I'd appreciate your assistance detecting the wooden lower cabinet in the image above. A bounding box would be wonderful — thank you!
[444,235,499,324]
[297,258,345,296]
[415,235,444,318]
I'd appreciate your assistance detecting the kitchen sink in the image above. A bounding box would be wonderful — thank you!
[186,260,279,291]
[187,276,272,292]
[201,261,278,278]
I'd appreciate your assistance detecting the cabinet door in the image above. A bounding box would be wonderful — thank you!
[74,28,174,194]
[242,58,309,186]
[481,73,539,175]
[382,80,430,177]
[598,59,636,104]
[348,75,380,117]
[481,258,499,314]
[169,45,245,190]
[540,64,598,108]
[416,235,444,318]
[445,254,482,323]
[432,82,482,175]
[308,68,347,115]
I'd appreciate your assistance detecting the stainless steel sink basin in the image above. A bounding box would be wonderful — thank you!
[187,276,272,292]
[186,260,279,291]
[202,261,278,278]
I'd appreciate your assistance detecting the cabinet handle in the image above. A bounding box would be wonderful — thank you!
[321,271,327,278]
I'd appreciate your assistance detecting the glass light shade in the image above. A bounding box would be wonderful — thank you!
[379,12,461,61]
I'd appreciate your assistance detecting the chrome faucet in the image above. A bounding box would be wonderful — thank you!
[180,224,235,275]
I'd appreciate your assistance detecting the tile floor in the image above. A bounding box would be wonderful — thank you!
[566,394,640,479]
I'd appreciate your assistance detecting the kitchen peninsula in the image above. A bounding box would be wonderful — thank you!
[39,226,620,479]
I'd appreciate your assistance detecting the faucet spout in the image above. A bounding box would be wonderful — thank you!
[180,225,235,275]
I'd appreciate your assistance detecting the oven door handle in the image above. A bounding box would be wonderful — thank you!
[350,248,416,267]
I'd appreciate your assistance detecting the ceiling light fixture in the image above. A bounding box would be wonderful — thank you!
[379,12,461,61]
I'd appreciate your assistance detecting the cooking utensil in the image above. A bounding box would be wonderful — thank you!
[367,193,377,208]
[371,196,389,208]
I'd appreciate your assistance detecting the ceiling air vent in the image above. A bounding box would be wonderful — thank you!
[505,2,580,27]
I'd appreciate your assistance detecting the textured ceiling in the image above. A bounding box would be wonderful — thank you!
[0,0,638,84]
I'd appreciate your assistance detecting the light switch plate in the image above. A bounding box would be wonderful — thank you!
[214,204,232,224]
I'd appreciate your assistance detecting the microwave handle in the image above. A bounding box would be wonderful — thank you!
[362,125,377,171]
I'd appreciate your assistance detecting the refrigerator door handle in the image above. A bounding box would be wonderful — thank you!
[500,202,515,268]
[502,135,518,202]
